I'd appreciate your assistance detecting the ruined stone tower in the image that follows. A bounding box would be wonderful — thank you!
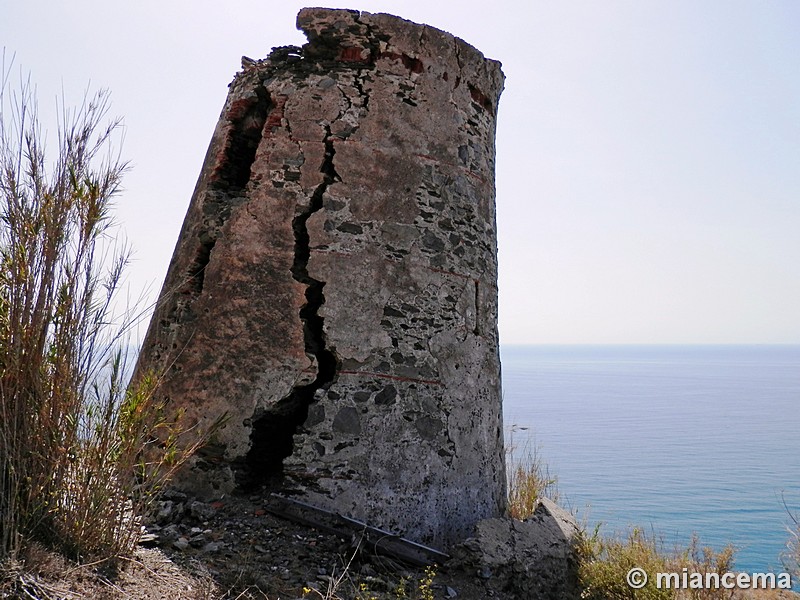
[135,8,505,547]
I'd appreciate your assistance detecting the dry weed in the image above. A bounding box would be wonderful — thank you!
[505,425,559,520]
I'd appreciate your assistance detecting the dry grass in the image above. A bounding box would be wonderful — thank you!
[577,526,739,600]
[505,426,560,520]
[784,500,799,584]
[0,543,224,600]
[578,526,675,600]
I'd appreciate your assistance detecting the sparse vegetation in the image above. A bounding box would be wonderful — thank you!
[577,527,737,600]
[301,558,439,600]
[578,526,674,600]
[506,426,559,520]
[504,431,748,600]
[0,62,212,585]
[784,501,800,583]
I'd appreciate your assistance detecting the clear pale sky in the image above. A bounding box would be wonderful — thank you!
[4,1,800,344]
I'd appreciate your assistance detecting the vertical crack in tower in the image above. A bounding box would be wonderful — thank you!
[243,128,340,487]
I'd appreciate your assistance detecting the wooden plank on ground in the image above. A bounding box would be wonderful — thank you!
[266,494,450,567]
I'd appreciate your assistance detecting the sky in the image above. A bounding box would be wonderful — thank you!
[3,1,800,345]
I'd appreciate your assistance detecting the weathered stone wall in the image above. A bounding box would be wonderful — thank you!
[135,8,505,548]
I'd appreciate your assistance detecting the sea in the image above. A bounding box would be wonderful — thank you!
[500,344,800,578]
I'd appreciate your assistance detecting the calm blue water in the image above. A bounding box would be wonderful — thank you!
[501,345,800,576]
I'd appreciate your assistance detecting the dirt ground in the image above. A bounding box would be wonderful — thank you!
[3,490,799,600]
[1,490,512,600]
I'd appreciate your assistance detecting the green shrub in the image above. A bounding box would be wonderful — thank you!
[677,534,736,600]
[577,525,738,600]
[577,526,674,600]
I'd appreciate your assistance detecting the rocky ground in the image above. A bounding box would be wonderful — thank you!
[139,489,515,599]
[2,489,514,600]
[3,491,799,599]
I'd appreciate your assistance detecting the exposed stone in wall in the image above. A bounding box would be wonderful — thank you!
[135,8,505,548]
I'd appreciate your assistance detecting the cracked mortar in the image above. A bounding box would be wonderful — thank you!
[134,8,505,549]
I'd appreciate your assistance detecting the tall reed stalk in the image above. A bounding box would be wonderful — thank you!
[0,65,209,565]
